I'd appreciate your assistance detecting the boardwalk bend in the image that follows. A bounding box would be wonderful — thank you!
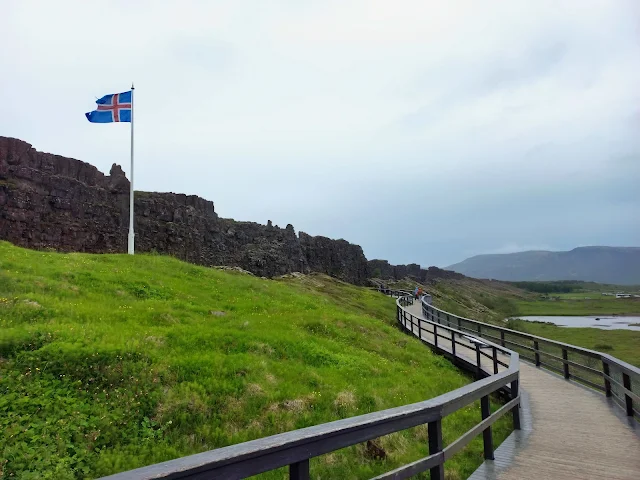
[101,289,639,480]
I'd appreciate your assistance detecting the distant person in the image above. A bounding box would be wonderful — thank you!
[413,286,419,299]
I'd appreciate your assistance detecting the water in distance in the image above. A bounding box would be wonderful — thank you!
[516,315,640,331]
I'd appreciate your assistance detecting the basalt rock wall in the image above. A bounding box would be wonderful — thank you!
[367,259,465,284]
[0,137,373,283]
[299,232,369,285]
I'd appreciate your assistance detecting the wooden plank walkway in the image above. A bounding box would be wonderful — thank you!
[404,302,640,479]
[403,302,510,374]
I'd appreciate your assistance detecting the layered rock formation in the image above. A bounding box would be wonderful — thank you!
[1,137,461,285]
[0,137,369,283]
[367,259,465,284]
[299,232,369,286]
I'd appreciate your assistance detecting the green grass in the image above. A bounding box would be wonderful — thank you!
[0,242,511,479]
[551,292,623,299]
[515,297,640,316]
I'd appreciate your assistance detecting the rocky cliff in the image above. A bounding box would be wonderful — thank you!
[299,232,369,285]
[0,137,370,282]
[367,259,464,284]
[0,137,459,285]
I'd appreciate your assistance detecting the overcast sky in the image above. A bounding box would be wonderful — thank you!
[2,0,639,267]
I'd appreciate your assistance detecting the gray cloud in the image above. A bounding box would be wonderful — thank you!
[2,0,639,268]
[399,38,570,129]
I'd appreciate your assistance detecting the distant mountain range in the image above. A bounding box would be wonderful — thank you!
[447,247,640,285]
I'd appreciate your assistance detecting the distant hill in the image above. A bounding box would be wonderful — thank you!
[447,246,640,285]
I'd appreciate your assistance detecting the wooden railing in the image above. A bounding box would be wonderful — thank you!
[376,286,433,305]
[420,298,640,419]
[100,294,520,480]
[376,287,410,298]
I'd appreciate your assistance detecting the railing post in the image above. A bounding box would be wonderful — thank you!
[451,331,456,356]
[510,379,521,430]
[458,318,462,330]
[623,373,634,417]
[603,361,612,397]
[492,346,498,374]
[289,459,309,480]
[562,349,570,379]
[434,324,438,348]
[477,323,481,336]
[475,344,482,380]
[418,318,423,340]
[534,340,540,367]
[481,395,494,460]
[428,419,445,480]
[500,331,505,347]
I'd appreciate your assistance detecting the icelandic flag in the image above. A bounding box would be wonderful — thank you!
[85,90,132,123]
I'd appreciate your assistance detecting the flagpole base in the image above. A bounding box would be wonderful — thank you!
[128,232,135,255]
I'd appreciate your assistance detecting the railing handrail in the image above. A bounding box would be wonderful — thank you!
[100,294,521,480]
[419,298,640,377]
[398,298,514,359]
[420,297,639,418]
[420,299,637,369]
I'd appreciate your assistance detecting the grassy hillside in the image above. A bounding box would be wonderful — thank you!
[383,277,530,323]
[0,242,510,480]
[515,297,640,316]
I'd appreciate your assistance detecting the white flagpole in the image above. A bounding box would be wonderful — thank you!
[128,83,135,255]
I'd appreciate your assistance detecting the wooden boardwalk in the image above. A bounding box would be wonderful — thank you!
[404,302,640,479]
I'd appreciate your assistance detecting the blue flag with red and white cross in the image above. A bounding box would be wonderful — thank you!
[85,90,132,123]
